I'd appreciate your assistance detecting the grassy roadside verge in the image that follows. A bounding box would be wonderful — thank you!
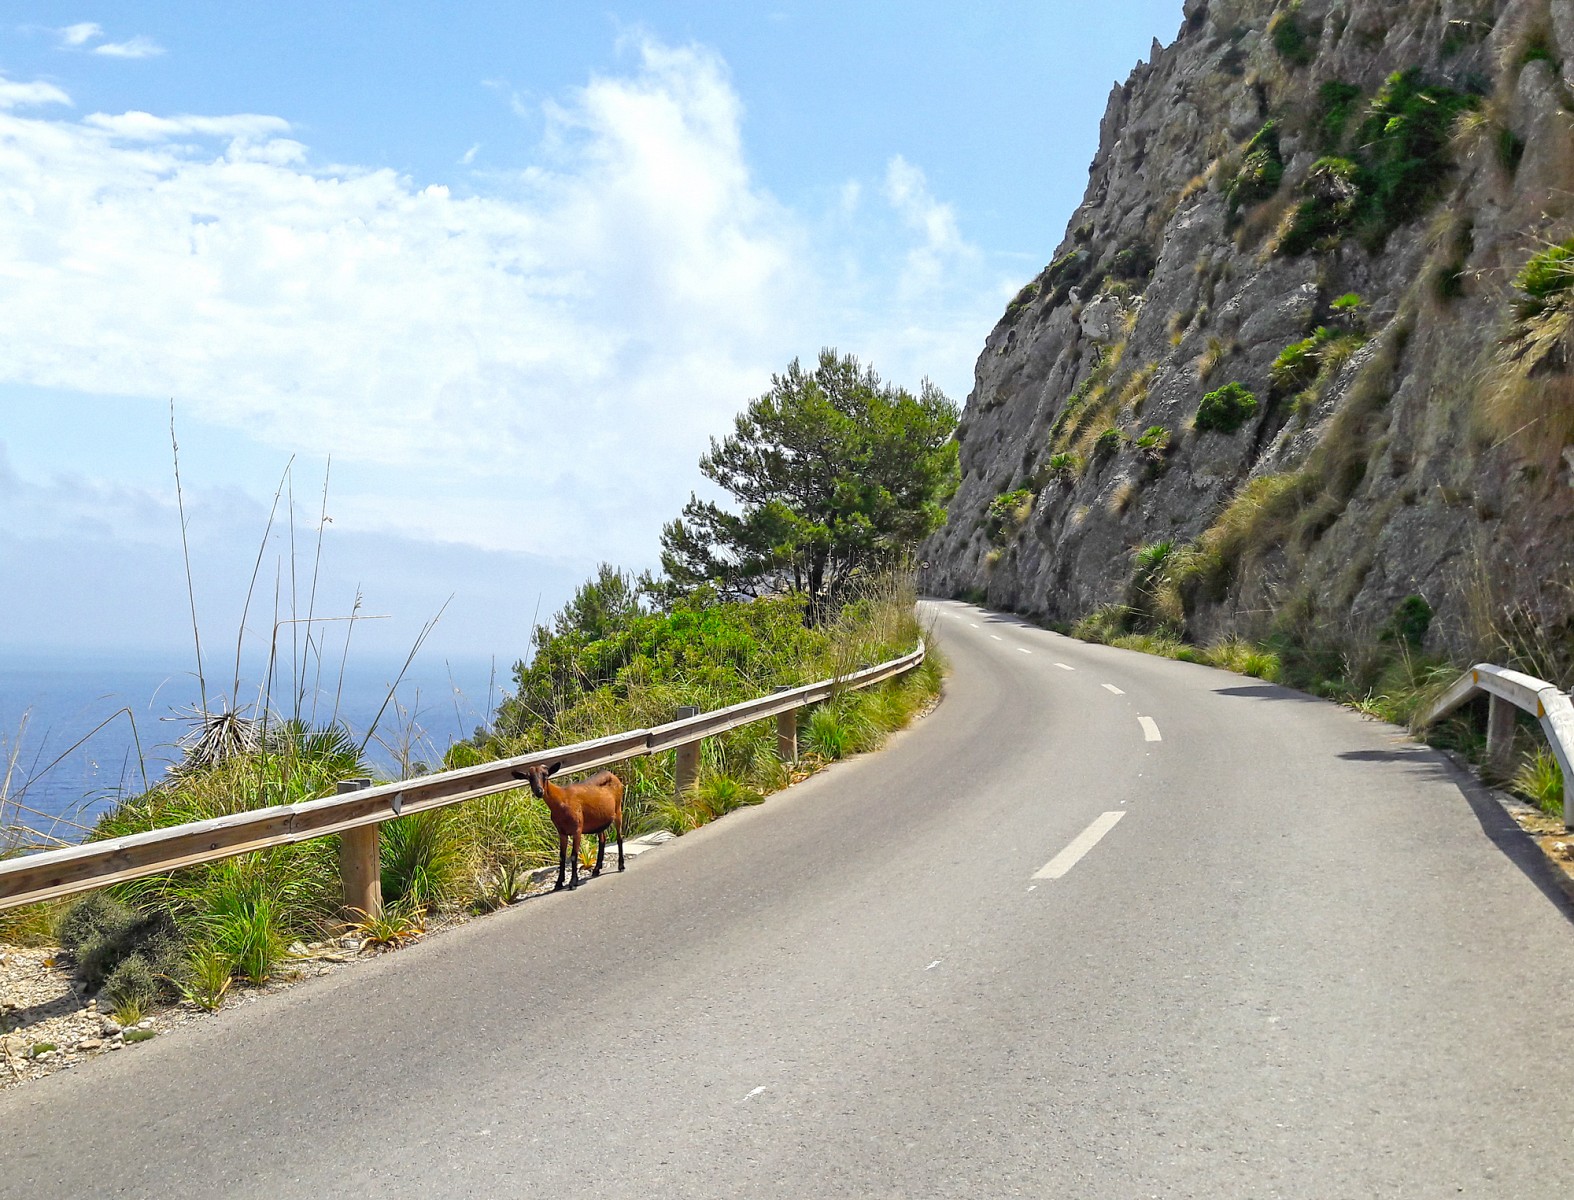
[0,578,943,1031]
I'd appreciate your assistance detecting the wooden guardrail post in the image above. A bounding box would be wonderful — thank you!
[1485,694,1516,779]
[336,778,381,921]
[773,686,797,762]
[673,706,700,800]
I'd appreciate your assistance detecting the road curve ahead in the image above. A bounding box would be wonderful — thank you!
[3,599,1573,1198]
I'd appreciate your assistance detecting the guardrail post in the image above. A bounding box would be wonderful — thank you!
[773,686,798,762]
[336,778,381,921]
[1486,694,1516,779]
[674,706,700,800]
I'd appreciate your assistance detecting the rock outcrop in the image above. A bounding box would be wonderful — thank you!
[923,0,1574,663]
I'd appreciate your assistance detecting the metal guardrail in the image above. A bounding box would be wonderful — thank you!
[0,641,925,913]
[1418,662,1573,831]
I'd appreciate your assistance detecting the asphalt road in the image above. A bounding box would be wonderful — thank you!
[4,599,1574,1198]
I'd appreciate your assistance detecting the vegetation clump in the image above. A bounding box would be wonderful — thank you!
[1315,81,1363,151]
[985,489,1035,544]
[1268,3,1318,66]
[1227,122,1285,215]
[1280,70,1480,256]
[1002,280,1041,327]
[1196,383,1259,434]
[1380,595,1434,649]
[1511,239,1574,320]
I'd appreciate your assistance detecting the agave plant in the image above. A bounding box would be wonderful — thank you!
[172,704,261,773]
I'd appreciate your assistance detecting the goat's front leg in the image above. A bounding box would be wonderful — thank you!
[555,834,568,891]
[593,830,606,876]
[569,832,582,889]
[616,821,625,871]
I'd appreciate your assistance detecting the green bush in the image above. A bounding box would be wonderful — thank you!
[1002,280,1041,327]
[1227,122,1284,214]
[1278,157,1360,256]
[1513,239,1574,319]
[1046,451,1080,479]
[1196,383,1258,434]
[59,892,183,996]
[1269,5,1317,66]
[1380,595,1434,649]
[1316,81,1363,150]
[985,489,1035,543]
[380,810,469,912]
[1093,428,1124,458]
[1135,426,1170,452]
[101,954,162,1014]
[802,706,856,761]
[1355,70,1479,242]
[1512,747,1564,819]
[1279,73,1479,256]
[1497,127,1527,175]
[1271,327,1339,394]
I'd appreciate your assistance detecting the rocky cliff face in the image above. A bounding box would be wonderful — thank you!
[923,0,1574,663]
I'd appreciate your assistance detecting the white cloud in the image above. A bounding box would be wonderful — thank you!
[0,41,1002,568]
[883,154,973,297]
[0,76,72,108]
[57,22,103,48]
[83,110,292,140]
[92,36,164,59]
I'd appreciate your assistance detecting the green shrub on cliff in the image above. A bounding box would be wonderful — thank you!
[985,489,1035,543]
[1268,4,1317,66]
[1512,238,1574,319]
[1196,383,1259,434]
[1279,71,1480,256]
[1227,122,1284,214]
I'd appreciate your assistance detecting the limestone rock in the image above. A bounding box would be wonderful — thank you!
[921,0,1574,655]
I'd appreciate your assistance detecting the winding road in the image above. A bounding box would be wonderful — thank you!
[4,600,1573,1197]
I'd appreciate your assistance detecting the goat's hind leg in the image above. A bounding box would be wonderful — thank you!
[592,830,606,876]
[616,821,625,871]
[569,832,582,890]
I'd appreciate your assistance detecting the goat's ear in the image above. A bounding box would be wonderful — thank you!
[547,761,563,777]
[510,770,528,780]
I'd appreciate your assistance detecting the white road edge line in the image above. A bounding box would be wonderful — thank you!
[1138,716,1163,742]
[1033,811,1127,880]
[1103,683,1125,695]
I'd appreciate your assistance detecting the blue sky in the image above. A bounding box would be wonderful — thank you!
[0,1,1183,669]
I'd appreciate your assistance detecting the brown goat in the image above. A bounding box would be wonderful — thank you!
[511,762,625,891]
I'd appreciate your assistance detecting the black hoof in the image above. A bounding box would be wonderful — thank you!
[618,863,626,872]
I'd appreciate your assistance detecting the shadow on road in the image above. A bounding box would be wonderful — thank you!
[1419,749,1574,925]
[1213,683,1323,704]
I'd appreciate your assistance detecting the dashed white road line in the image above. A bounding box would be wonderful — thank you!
[1102,683,1125,695]
[1138,716,1163,742]
[1055,663,1075,671]
[1033,811,1127,880]
[970,622,980,628]
[991,634,1003,641]
[1017,647,1032,655]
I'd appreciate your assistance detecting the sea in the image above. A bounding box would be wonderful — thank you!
[0,649,506,845]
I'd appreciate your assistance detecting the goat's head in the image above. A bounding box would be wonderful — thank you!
[511,761,563,799]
